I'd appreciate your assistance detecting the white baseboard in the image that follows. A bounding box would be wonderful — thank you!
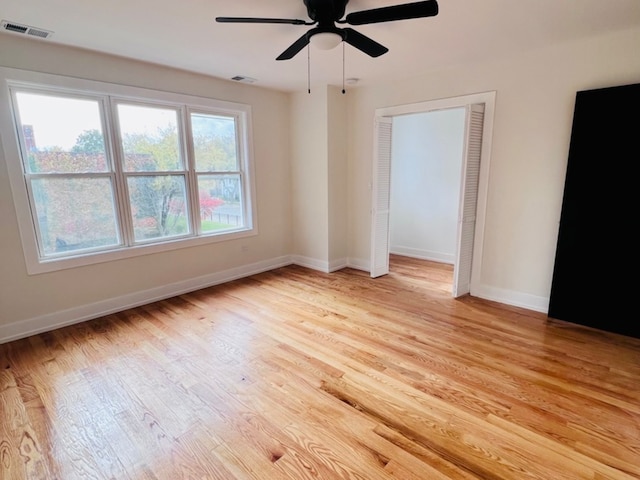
[0,256,293,344]
[346,257,370,272]
[328,257,349,272]
[290,255,331,273]
[471,284,549,314]
[1,254,550,345]
[289,255,349,273]
[390,246,454,264]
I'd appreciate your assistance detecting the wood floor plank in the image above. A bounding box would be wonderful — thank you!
[1,255,639,479]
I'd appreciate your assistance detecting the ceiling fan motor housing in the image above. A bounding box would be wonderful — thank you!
[304,0,349,26]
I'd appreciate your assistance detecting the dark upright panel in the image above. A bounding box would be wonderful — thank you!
[548,83,640,339]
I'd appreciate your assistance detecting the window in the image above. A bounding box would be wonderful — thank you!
[0,68,256,273]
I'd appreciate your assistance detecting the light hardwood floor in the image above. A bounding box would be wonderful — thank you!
[1,255,639,479]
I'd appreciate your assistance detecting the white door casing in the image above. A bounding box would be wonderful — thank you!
[371,91,495,296]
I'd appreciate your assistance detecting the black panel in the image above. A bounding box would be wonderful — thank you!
[549,83,640,339]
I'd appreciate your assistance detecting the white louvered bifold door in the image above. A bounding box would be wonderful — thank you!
[370,116,393,278]
[453,104,485,297]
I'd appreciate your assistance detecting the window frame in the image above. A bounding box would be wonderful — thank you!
[0,67,257,275]
[112,100,193,246]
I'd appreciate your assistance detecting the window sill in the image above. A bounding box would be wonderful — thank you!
[26,227,258,275]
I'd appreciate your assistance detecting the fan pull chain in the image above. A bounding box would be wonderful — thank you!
[342,42,346,94]
[307,45,311,94]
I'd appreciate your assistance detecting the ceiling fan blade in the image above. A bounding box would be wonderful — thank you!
[216,17,310,25]
[276,33,311,60]
[343,28,388,57]
[344,0,438,25]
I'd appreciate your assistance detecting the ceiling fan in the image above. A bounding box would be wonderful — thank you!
[216,0,439,61]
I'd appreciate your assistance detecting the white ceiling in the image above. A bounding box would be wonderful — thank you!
[2,0,640,93]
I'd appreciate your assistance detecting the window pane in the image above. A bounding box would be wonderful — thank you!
[191,113,238,172]
[128,175,189,241]
[31,177,119,256]
[14,92,108,173]
[118,104,182,172]
[197,175,243,232]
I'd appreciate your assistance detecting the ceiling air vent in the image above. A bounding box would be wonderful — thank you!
[1,20,53,39]
[231,76,257,84]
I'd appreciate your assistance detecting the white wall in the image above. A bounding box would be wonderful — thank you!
[0,35,292,342]
[290,88,330,267]
[390,108,465,263]
[327,86,349,271]
[290,85,349,272]
[347,27,640,312]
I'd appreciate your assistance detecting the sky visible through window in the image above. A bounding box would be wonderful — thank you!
[16,92,175,151]
[16,92,102,150]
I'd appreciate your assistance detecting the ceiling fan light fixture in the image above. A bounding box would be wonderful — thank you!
[309,32,342,50]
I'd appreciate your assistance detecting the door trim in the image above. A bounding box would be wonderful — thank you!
[371,91,496,296]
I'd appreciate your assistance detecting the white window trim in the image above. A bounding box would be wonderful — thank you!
[0,67,258,275]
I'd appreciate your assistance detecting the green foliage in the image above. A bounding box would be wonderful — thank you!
[71,129,105,155]
[121,123,184,237]
[122,125,181,171]
[33,178,118,254]
[129,175,186,238]
[191,114,238,172]
[122,117,238,236]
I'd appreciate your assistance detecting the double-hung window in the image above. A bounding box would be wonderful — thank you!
[0,68,256,274]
